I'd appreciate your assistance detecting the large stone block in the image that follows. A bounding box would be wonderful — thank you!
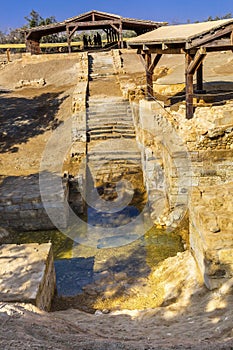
[190,184,233,290]
[0,243,56,311]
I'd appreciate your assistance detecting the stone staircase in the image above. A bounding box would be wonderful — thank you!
[85,51,142,194]
[88,52,116,80]
[87,139,142,187]
[87,97,136,141]
[69,51,145,238]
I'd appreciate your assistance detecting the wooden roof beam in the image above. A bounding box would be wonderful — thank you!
[187,24,233,49]
[67,20,121,27]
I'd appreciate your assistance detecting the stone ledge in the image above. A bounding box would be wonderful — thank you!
[0,243,56,311]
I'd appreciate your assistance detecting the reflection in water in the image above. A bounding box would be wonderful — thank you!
[7,219,184,298]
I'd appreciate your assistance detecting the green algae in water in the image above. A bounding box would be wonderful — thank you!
[8,224,184,264]
[144,226,184,267]
[9,230,74,260]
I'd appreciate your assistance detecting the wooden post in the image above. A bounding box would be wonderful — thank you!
[26,39,40,54]
[196,62,203,92]
[119,22,123,48]
[145,53,153,100]
[66,27,71,53]
[185,52,194,119]
[110,28,113,42]
[6,49,10,62]
[139,52,162,101]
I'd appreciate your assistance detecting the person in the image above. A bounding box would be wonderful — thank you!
[83,35,88,48]
[93,34,98,46]
[88,36,92,46]
[97,32,102,46]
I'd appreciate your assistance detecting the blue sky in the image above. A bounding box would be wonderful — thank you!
[0,0,232,31]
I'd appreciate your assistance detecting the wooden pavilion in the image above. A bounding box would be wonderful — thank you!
[128,19,233,119]
[25,10,165,55]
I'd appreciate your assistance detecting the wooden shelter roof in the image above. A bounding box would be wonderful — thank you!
[25,10,166,39]
[128,18,233,51]
[128,19,233,120]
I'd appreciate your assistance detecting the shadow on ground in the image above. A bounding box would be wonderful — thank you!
[0,91,68,153]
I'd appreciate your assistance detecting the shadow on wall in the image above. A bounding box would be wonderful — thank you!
[0,91,68,154]
[157,80,233,108]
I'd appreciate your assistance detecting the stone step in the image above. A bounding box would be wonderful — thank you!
[88,148,140,155]
[87,123,134,130]
[89,134,136,141]
[89,168,141,176]
[87,169,141,179]
[87,117,133,124]
[87,99,129,105]
[87,127,135,134]
[87,112,132,119]
[87,105,130,112]
[88,153,141,161]
[88,101,130,112]
[87,117,134,128]
[87,159,141,166]
[89,73,116,79]
[87,114,132,120]
[88,132,136,139]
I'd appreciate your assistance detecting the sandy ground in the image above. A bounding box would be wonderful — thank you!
[1,251,233,349]
[1,52,233,349]
[0,56,79,176]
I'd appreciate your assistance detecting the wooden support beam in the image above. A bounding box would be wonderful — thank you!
[187,47,206,75]
[185,52,194,119]
[148,53,162,73]
[69,25,79,39]
[119,21,123,48]
[145,53,153,100]
[139,52,162,100]
[110,23,120,33]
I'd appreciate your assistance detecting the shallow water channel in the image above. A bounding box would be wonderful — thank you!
[8,213,183,310]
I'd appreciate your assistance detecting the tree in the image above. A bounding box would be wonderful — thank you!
[206,13,232,21]
[25,10,43,28]
[24,10,56,28]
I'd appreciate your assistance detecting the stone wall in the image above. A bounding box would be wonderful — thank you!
[130,95,233,290]
[0,175,69,231]
[71,52,88,156]
[131,99,190,228]
[189,183,233,289]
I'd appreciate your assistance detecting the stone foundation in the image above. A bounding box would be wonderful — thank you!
[0,243,56,311]
[0,174,69,231]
